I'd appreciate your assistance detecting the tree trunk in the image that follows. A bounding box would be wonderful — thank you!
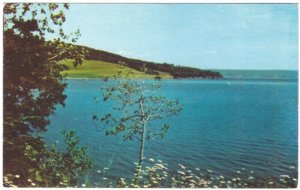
[138,124,145,167]
[138,96,146,169]
[135,96,146,185]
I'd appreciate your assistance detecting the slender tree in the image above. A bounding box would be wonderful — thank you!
[94,72,183,169]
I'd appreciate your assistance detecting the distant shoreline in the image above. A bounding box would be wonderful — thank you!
[63,69,297,81]
[63,77,297,81]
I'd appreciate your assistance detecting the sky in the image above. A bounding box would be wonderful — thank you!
[62,4,298,70]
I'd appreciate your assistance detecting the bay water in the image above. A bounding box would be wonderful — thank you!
[44,73,298,185]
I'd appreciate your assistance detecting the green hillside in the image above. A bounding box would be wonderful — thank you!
[78,45,223,79]
[62,59,172,79]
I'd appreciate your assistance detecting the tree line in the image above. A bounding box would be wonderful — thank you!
[80,46,223,79]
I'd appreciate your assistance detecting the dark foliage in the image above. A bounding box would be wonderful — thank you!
[3,3,90,187]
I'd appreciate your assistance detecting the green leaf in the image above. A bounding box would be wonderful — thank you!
[35,171,42,182]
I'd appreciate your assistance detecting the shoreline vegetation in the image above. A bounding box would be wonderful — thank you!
[61,59,222,79]
[61,59,297,80]
[80,45,224,79]
[61,45,223,79]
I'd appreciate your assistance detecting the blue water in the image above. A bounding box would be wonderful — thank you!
[45,78,298,184]
[216,70,298,80]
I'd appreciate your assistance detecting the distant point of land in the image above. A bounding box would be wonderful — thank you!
[62,45,223,79]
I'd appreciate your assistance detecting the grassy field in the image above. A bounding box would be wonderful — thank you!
[61,60,172,79]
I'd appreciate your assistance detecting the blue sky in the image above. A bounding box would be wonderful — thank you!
[62,4,298,70]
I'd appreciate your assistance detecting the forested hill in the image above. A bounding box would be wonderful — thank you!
[79,45,223,79]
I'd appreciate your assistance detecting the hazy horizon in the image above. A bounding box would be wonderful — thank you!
[56,4,298,70]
